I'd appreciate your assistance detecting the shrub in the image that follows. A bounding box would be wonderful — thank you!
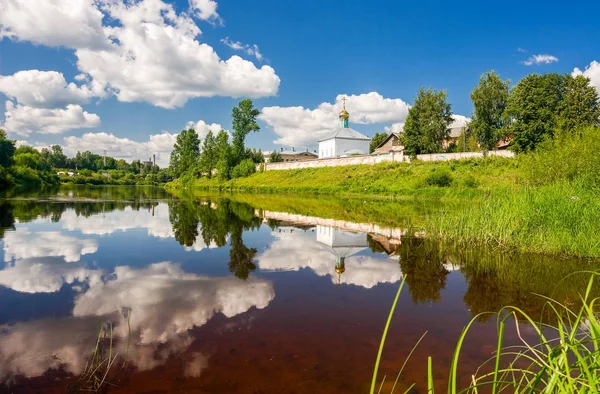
[231,158,256,178]
[11,165,43,187]
[424,170,453,187]
[463,175,479,188]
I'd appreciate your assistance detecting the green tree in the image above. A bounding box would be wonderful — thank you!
[0,129,16,167]
[199,130,217,178]
[556,75,600,134]
[470,71,510,150]
[41,145,68,168]
[169,128,201,178]
[269,150,283,163]
[369,132,389,153]
[503,73,569,152]
[245,148,265,163]
[231,99,260,165]
[404,87,454,156]
[215,130,232,181]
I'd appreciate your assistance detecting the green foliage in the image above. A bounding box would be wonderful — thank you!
[269,150,283,163]
[0,129,16,167]
[245,148,265,164]
[404,87,454,156]
[556,74,600,134]
[231,158,256,178]
[169,128,201,178]
[470,71,510,150]
[199,130,217,178]
[215,130,232,181]
[369,132,389,153]
[503,73,568,152]
[231,99,260,165]
[424,169,453,187]
[41,145,68,168]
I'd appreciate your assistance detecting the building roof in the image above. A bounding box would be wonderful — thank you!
[318,126,371,142]
[263,150,318,156]
[374,132,401,150]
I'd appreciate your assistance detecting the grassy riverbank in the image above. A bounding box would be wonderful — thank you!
[169,127,600,258]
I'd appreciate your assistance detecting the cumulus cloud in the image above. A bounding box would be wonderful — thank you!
[0,70,104,109]
[450,114,470,128]
[63,132,177,168]
[256,227,402,288]
[259,92,411,146]
[573,60,600,94]
[1,0,278,108]
[384,122,404,134]
[184,120,227,140]
[0,0,109,49]
[2,101,100,136]
[523,54,559,66]
[189,0,221,23]
[221,37,263,61]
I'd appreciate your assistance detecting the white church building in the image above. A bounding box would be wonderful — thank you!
[318,99,371,158]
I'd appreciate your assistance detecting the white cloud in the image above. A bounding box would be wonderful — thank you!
[259,92,411,146]
[0,0,109,49]
[184,120,227,140]
[63,131,177,168]
[189,0,221,23]
[3,229,98,263]
[450,114,470,128]
[256,227,402,289]
[523,54,559,66]
[1,0,279,108]
[384,122,404,134]
[0,70,104,108]
[573,60,600,94]
[221,37,263,62]
[2,101,100,136]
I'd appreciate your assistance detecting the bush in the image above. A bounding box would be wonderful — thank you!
[463,175,479,188]
[424,170,453,187]
[231,158,256,178]
[11,165,43,188]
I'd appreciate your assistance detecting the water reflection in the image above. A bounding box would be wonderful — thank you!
[0,190,598,392]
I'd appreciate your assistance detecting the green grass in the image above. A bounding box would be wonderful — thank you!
[372,273,600,393]
[168,156,522,200]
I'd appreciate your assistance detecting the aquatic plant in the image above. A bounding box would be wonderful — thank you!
[371,273,600,393]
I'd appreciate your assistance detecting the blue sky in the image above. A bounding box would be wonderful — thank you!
[0,0,599,166]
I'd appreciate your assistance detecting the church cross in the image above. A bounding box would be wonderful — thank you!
[341,96,347,109]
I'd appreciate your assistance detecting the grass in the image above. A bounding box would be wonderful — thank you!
[371,273,600,393]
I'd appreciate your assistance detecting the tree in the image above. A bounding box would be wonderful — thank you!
[369,132,389,153]
[231,99,260,165]
[245,148,264,164]
[0,129,16,167]
[41,145,68,168]
[169,128,201,178]
[556,75,600,134]
[404,87,454,156]
[503,73,569,152]
[199,130,217,178]
[215,130,232,181]
[470,71,510,150]
[269,150,283,163]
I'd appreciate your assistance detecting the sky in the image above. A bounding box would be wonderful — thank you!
[0,0,599,167]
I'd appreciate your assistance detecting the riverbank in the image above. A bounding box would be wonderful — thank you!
[168,128,600,258]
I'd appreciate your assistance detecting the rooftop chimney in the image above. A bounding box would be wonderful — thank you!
[153,154,156,167]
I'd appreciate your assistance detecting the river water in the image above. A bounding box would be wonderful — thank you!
[0,187,595,393]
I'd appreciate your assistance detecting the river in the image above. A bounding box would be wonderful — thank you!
[0,186,596,393]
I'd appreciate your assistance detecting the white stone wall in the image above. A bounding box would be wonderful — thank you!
[318,139,336,158]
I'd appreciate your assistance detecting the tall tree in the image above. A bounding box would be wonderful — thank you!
[404,88,454,156]
[169,128,201,178]
[215,130,232,181]
[556,75,600,134]
[231,99,260,165]
[0,129,16,167]
[470,71,510,150]
[269,150,283,163]
[503,73,569,152]
[199,130,217,178]
[369,132,389,153]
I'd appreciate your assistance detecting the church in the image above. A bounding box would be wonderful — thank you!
[318,99,371,158]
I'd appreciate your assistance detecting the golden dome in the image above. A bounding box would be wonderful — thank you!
[335,264,346,275]
[339,108,350,119]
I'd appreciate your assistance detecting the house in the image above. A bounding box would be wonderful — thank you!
[263,149,318,163]
[443,125,467,149]
[372,132,404,155]
[318,99,370,158]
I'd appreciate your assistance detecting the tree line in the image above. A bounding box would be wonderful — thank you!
[398,71,600,156]
[169,99,266,181]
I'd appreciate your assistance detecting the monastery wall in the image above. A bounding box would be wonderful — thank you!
[260,149,513,171]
